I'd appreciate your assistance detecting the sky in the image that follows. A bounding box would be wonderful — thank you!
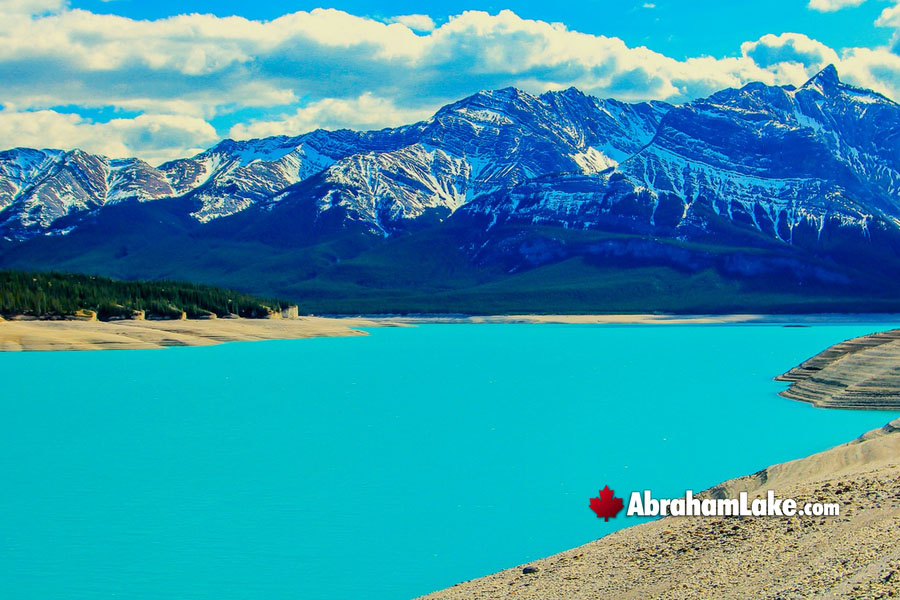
[1,0,900,164]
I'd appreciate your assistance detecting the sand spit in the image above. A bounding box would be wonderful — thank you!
[6,313,900,352]
[421,418,900,600]
[379,313,768,325]
[778,328,900,409]
[0,317,393,351]
[369,313,900,326]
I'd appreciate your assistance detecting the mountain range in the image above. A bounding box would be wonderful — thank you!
[2,65,900,314]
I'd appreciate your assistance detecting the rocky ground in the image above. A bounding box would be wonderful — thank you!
[423,420,900,599]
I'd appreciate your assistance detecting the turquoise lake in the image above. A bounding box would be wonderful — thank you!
[1,323,898,599]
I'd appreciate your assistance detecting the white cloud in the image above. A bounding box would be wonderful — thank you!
[0,109,218,164]
[4,0,66,14]
[229,93,434,140]
[0,5,898,162]
[388,14,436,32]
[0,6,796,115]
[808,0,867,12]
[839,46,900,98]
[877,3,900,27]
[737,31,900,100]
[741,33,840,69]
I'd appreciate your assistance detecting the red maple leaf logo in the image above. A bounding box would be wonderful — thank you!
[589,485,624,521]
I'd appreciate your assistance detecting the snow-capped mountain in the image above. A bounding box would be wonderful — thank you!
[2,65,900,308]
[0,149,175,233]
[0,85,670,239]
[458,66,900,250]
[3,66,895,249]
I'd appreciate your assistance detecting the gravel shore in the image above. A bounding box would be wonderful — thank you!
[421,418,900,600]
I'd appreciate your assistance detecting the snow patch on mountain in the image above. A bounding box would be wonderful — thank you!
[572,147,617,174]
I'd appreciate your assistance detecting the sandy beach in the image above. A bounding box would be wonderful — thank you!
[3,313,900,352]
[0,317,394,352]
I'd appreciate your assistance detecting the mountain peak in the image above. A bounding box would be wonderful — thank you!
[435,87,538,118]
[473,87,537,106]
[803,64,840,90]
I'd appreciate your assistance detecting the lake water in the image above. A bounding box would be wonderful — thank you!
[1,323,898,599]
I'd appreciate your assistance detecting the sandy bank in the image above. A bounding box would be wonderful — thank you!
[777,328,900,409]
[0,313,772,352]
[356,313,900,325]
[373,313,768,325]
[421,418,900,600]
[0,317,393,351]
[5,313,900,352]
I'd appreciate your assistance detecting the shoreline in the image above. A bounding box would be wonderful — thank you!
[3,313,900,352]
[418,326,900,599]
[339,312,900,325]
[420,417,900,600]
[0,317,399,352]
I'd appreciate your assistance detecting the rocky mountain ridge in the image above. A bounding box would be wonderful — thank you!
[2,66,896,252]
[1,86,671,239]
[2,65,900,313]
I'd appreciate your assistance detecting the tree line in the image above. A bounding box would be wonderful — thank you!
[0,270,291,320]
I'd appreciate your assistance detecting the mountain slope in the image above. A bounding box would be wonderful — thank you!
[2,66,900,313]
[0,88,670,240]
[0,149,176,234]
[458,67,900,250]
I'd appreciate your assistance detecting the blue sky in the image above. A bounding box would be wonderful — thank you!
[2,0,900,163]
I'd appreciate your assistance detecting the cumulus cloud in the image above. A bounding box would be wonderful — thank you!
[741,33,840,69]
[0,5,899,162]
[839,47,900,97]
[877,3,900,27]
[229,94,434,140]
[0,109,218,164]
[4,0,66,14]
[875,1,900,51]
[738,31,900,99]
[387,14,436,32]
[808,0,867,12]
[0,6,792,115]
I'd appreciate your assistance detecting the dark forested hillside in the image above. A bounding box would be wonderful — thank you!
[0,270,290,320]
